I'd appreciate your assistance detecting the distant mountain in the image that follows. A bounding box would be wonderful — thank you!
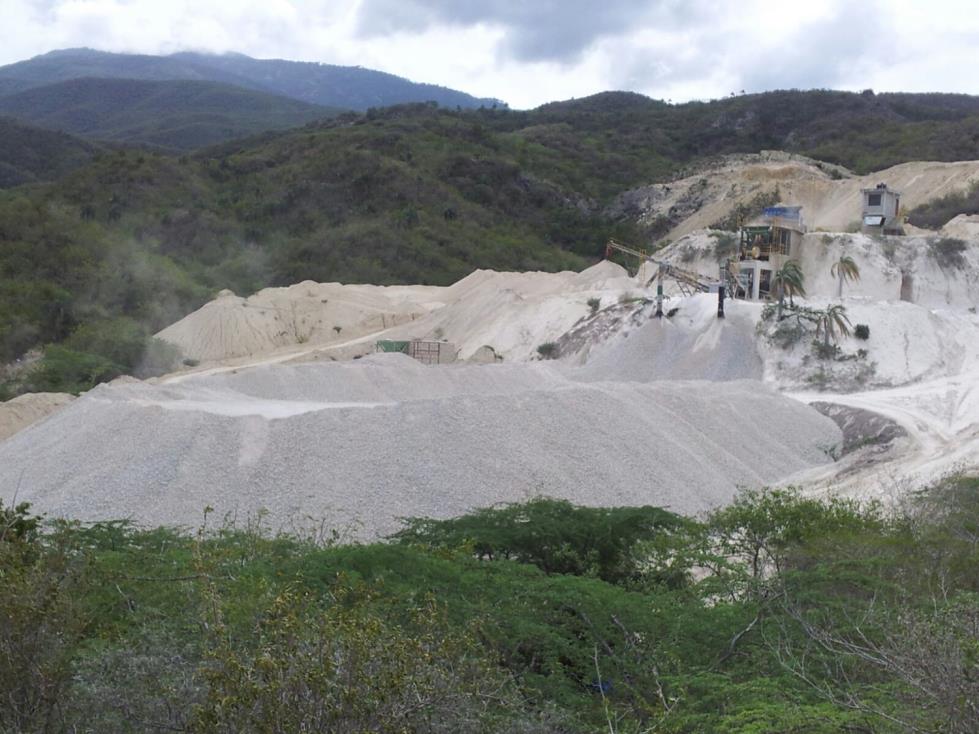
[0,48,506,111]
[0,77,337,151]
[0,117,99,187]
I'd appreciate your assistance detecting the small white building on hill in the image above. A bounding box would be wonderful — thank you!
[861,184,903,234]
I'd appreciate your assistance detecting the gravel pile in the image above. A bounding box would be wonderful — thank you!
[571,295,763,383]
[0,355,840,537]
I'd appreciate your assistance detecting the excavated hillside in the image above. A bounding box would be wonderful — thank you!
[610,151,979,242]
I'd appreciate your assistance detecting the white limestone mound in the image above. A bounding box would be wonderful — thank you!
[0,355,841,537]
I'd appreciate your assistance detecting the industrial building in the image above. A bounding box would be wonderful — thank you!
[733,206,806,300]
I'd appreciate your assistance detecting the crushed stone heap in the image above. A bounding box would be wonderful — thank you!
[0,354,840,536]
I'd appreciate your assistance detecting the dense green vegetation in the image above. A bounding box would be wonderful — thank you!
[0,78,338,151]
[0,48,504,111]
[3,481,977,732]
[7,88,979,394]
[0,117,100,187]
[907,181,979,229]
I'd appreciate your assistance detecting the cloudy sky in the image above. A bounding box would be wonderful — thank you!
[2,0,978,108]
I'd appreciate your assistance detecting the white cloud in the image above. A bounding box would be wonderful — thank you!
[1,0,978,108]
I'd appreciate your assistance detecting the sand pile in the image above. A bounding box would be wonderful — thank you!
[0,354,840,536]
[941,214,979,240]
[380,261,640,361]
[156,262,640,367]
[156,282,445,363]
[0,392,74,443]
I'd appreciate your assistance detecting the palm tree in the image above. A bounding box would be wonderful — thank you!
[831,253,861,298]
[772,260,806,320]
[818,303,852,347]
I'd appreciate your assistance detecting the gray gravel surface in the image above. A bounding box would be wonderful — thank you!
[570,298,763,383]
[0,354,840,537]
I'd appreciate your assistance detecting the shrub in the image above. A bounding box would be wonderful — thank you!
[770,320,808,349]
[711,232,738,260]
[392,497,686,586]
[26,346,121,395]
[0,503,90,734]
[536,342,559,359]
[194,587,526,734]
[586,297,601,313]
[907,181,979,229]
[136,338,181,378]
[64,317,148,372]
[854,324,870,340]
[710,187,781,231]
[812,340,841,360]
[930,237,967,269]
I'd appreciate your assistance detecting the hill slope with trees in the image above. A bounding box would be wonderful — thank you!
[0,117,101,187]
[0,77,337,151]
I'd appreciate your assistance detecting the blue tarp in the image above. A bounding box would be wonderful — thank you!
[763,206,802,220]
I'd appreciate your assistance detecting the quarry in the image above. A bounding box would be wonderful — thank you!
[3,154,979,536]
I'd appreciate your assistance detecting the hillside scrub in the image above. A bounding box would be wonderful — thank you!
[907,181,979,229]
[930,236,968,268]
[1,481,977,732]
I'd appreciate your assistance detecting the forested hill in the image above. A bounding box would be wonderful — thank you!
[0,48,506,111]
[0,117,100,187]
[5,89,979,393]
[0,78,337,151]
[491,89,979,193]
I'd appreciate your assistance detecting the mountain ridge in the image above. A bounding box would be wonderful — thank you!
[0,48,506,111]
[0,77,337,151]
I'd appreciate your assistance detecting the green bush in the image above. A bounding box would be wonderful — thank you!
[854,323,870,339]
[26,346,121,394]
[64,318,149,371]
[711,231,739,260]
[536,342,559,359]
[811,339,841,360]
[930,237,968,269]
[136,337,181,378]
[392,497,687,586]
[0,484,976,732]
[907,181,979,229]
[586,297,601,313]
